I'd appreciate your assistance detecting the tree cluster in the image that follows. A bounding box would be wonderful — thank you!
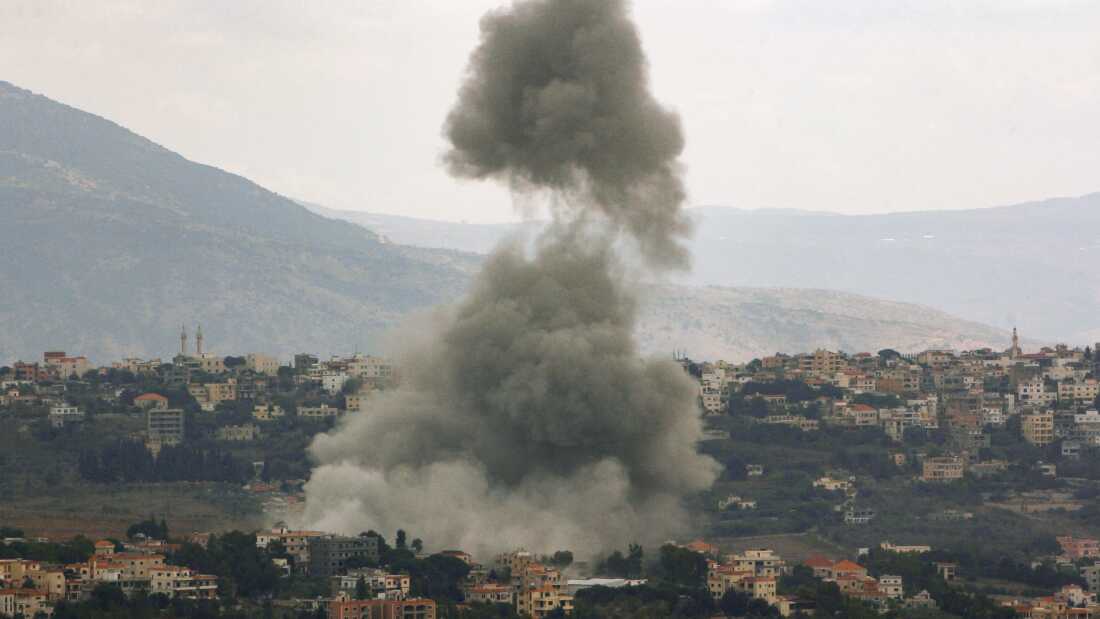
[78,440,250,483]
[171,532,282,598]
[127,516,169,540]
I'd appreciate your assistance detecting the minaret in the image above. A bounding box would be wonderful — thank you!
[1009,327,1021,359]
[196,324,204,357]
[180,325,188,356]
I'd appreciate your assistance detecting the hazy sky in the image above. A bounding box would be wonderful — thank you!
[3,0,1099,223]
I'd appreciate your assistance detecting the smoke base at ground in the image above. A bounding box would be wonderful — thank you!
[303,0,717,558]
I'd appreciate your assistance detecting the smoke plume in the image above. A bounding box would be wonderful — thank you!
[302,0,718,558]
[444,0,690,268]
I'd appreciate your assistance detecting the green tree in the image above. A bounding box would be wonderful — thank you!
[355,576,368,600]
[656,544,707,587]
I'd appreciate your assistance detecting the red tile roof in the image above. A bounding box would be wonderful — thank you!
[803,556,835,568]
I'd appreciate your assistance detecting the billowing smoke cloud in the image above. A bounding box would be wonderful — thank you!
[444,0,690,268]
[302,0,718,558]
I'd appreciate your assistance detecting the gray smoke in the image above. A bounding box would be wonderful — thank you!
[302,0,717,558]
[444,0,690,268]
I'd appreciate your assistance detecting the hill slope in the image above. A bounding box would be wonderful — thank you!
[307,203,540,255]
[308,196,1100,343]
[0,81,1015,364]
[687,200,1100,343]
[0,81,476,363]
[636,286,1012,362]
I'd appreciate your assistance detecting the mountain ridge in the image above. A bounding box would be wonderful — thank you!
[305,193,1100,343]
[0,80,1026,364]
[0,80,477,363]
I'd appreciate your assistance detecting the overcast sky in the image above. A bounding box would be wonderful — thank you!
[3,0,1099,223]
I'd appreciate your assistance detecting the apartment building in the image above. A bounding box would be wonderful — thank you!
[147,408,186,443]
[149,566,218,599]
[921,457,965,482]
[729,549,787,577]
[298,404,342,419]
[328,598,436,619]
[308,534,381,577]
[256,525,325,568]
[1022,411,1055,446]
[246,353,280,376]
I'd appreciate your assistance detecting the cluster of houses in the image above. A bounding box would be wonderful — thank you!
[0,537,217,618]
[692,539,952,616]
[692,333,1100,479]
[254,525,578,619]
[0,331,398,458]
[8,522,1100,619]
[1003,583,1099,618]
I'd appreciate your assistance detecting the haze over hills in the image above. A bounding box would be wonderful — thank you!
[0,80,478,363]
[306,202,542,255]
[636,285,1014,361]
[307,195,1100,344]
[0,80,1018,363]
[309,207,1021,359]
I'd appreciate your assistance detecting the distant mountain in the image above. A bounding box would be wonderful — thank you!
[306,203,541,255]
[302,211,1019,360]
[686,200,1100,344]
[0,80,477,363]
[636,285,1013,362]
[0,80,1021,364]
[306,196,1100,344]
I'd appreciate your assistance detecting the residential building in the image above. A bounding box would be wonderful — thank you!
[188,379,237,411]
[0,588,51,618]
[246,353,280,376]
[880,542,931,554]
[332,568,410,600]
[743,576,778,604]
[813,476,853,493]
[776,596,816,617]
[48,404,85,427]
[1082,563,1100,592]
[844,508,876,525]
[802,350,847,377]
[708,564,753,599]
[1018,378,1056,406]
[44,351,90,379]
[256,525,325,568]
[935,563,958,581]
[298,404,342,419]
[149,566,218,599]
[464,583,514,605]
[147,408,185,443]
[803,556,837,579]
[321,371,350,395]
[345,355,396,384]
[831,561,869,580]
[516,586,574,618]
[253,403,286,421]
[346,392,371,413]
[1057,537,1100,560]
[879,575,904,599]
[216,424,261,441]
[1058,379,1100,403]
[729,549,787,577]
[922,456,965,482]
[328,598,436,619]
[308,534,381,577]
[134,393,169,410]
[1022,411,1055,446]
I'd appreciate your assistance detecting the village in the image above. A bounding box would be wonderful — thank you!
[4,519,1100,618]
[2,328,1100,617]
